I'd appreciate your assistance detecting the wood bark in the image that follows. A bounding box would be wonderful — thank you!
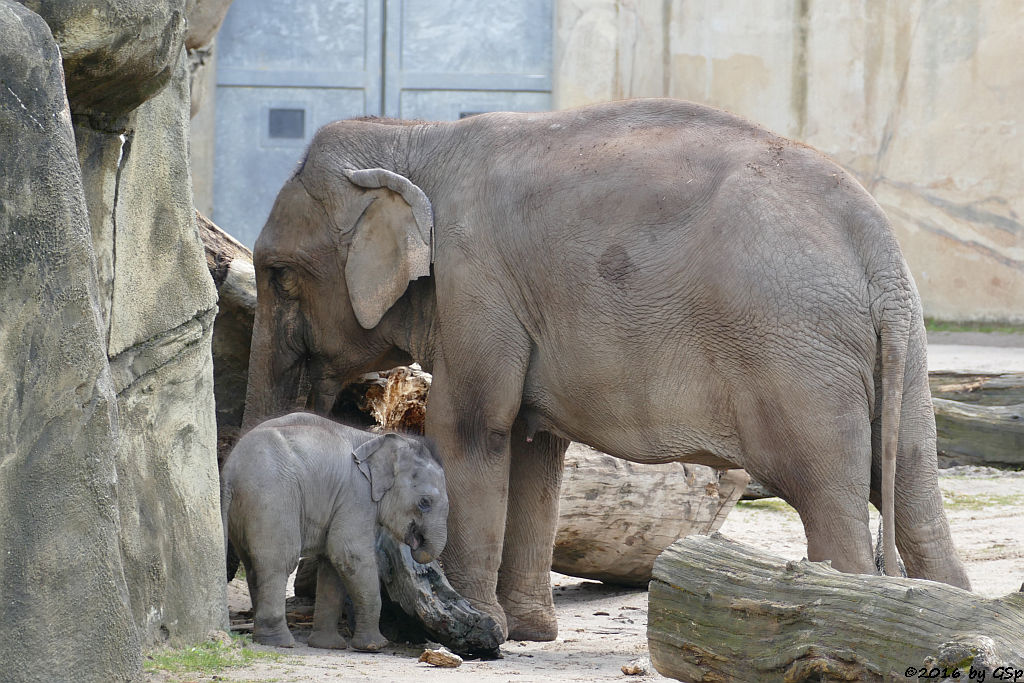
[376,532,502,656]
[553,445,748,585]
[929,372,1024,405]
[933,398,1024,469]
[648,533,1024,683]
[197,210,256,467]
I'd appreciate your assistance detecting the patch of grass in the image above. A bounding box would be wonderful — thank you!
[144,634,289,679]
[940,489,1023,510]
[924,318,1024,334]
[736,498,799,515]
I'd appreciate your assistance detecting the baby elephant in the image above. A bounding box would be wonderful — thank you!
[221,412,448,650]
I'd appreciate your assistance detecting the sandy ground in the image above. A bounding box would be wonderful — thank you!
[146,334,1024,682]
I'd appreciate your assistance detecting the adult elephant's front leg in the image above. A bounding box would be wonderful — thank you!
[499,420,568,641]
[428,357,524,640]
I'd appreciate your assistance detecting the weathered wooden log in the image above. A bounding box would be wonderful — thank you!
[197,210,256,467]
[553,445,748,585]
[376,532,502,657]
[934,398,1024,469]
[929,372,1024,406]
[648,533,1024,683]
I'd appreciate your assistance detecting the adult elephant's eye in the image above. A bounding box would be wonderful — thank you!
[270,266,299,298]
[418,497,431,512]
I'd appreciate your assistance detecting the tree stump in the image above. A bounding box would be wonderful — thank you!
[648,533,1024,683]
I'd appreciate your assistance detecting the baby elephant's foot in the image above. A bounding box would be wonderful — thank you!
[253,625,296,648]
[350,630,388,652]
[307,629,347,650]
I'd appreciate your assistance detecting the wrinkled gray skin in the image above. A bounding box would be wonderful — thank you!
[243,99,971,642]
[221,413,448,650]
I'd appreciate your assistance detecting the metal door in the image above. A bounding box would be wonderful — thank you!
[383,0,552,120]
[214,0,551,246]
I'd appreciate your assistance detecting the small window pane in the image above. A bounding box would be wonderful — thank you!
[269,108,305,139]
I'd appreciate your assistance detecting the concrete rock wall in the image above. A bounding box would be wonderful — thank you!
[555,0,1023,322]
[1,0,226,677]
[0,3,140,680]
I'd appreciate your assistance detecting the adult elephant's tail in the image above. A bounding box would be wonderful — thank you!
[877,300,911,577]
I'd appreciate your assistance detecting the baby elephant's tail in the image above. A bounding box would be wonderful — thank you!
[220,481,239,581]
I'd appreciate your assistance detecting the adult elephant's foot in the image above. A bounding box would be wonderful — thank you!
[350,629,389,652]
[307,629,347,650]
[253,622,296,648]
[504,608,557,642]
[499,594,557,642]
[464,596,509,640]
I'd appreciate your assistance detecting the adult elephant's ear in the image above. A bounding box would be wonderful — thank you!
[343,168,434,329]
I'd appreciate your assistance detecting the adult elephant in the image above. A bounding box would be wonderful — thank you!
[242,99,970,642]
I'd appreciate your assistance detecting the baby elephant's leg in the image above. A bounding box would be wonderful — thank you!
[238,510,299,647]
[307,559,348,649]
[328,531,387,652]
[249,561,296,647]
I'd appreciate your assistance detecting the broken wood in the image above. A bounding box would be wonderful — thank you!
[376,531,502,657]
[648,533,1024,682]
[929,372,1024,406]
[933,398,1024,469]
[553,445,748,586]
[197,210,256,467]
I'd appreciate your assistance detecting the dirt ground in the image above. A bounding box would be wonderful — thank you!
[145,466,1024,683]
[147,334,1024,682]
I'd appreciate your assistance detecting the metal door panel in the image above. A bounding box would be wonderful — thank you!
[214,0,552,246]
[213,86,368,245]
[399,90,550,121]
[384,0,552,119]
[214,0,382,246]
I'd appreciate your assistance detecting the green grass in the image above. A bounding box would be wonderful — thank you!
[924,318,1024,334]
[144,633,289,679]
[736,498,799,515]
[940,489,1023,511]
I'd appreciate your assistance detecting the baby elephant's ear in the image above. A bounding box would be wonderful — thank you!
[353,434,400,502]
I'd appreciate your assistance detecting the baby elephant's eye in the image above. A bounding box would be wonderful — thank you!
[417,497,432,512]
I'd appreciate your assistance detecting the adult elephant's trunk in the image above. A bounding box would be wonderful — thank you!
[242,304,304,432]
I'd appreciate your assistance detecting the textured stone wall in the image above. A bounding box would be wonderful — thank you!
[0,3,140,680]
[1,0,227,678]
[555,0,1023,323]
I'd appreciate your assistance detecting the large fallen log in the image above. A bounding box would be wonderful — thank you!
[933,398,1024,469]
[929,372,1024,405]
[197,210,257,467]
[648,533,1024,683]
[554,445,748,586]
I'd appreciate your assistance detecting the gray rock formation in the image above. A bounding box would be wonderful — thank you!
[0,2,140,680]
[20,0,188,118]
[71,39,224,650]
[1,0,228,677]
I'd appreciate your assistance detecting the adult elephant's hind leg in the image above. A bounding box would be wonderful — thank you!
[740,391,875,576]
[498,420,568,641]
[881,369,971,589]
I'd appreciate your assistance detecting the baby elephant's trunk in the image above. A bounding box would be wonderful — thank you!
[408,516,447,565]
